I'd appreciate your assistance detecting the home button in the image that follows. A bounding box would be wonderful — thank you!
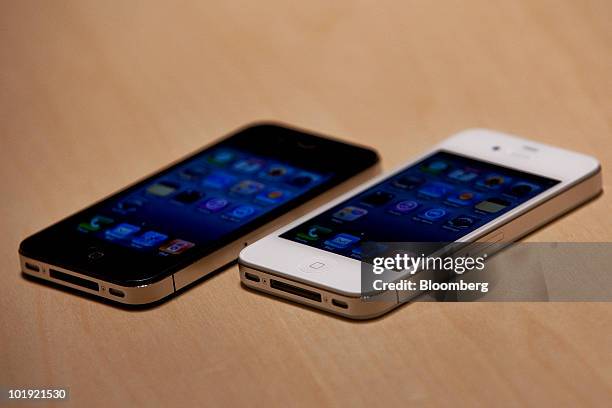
[299,259,333,273]
[88,249,105,261]
[309,262,325,270]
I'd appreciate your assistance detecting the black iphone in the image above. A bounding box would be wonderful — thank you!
[19,122,379,305]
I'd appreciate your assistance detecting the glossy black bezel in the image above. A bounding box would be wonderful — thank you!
[19,122,379,286]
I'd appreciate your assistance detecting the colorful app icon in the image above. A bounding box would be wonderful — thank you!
[419,207,448,221]
[197,197,230,213]
[420,160,449,174]
[225,205,258,220]
[360,191,394,207]
[202,171,237,189]
[507,182,540,197]
[172,190,204,204]
[446,190,482,206]
[160,239,195,255]
[333,206,368,221]
[477,174,511,189]
[389,200,419,215]
[418,182,454,199]
[78,215,114,232]
[146,181,179,197]
[231,180,265,195]
[260,163,293,180]
[446,215,480,229]
[113,198,145,214]
[206,150,236,165]
[475,198,511,213]
[233,158,266,173]
[287,172,319,187]
[391,175,424,190]
[255,189,292,205]
[132,231,168,247]
[296,225,333,242]
[105,223,141,240]
[179,166,207,180]
[448,168,479,182]
[324,233,361,249]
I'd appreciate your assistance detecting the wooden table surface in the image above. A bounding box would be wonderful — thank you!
[2,1,611,406]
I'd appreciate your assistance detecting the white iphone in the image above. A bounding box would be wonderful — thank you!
[238,129,602,319]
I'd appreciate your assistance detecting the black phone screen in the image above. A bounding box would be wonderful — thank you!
[84,146,329,257]
[282,150,559,259]
[20,123,379,285]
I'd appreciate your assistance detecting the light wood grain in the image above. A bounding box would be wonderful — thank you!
[1,1,611,406]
